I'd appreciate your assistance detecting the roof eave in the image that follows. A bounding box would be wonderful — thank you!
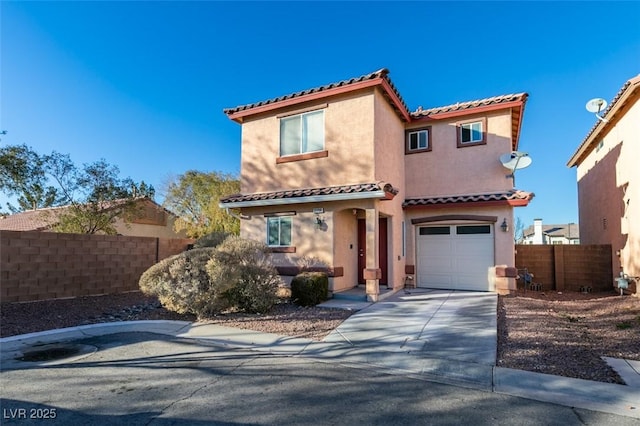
[219,190,388,209]
[567,76,640,168]
[412,99,526,121]
[511,96,528,151]
[403,198,532,210]
[226,77,410,123]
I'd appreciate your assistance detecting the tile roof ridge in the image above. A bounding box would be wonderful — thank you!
[219,182,386,203]
[223,68,409,116]
[406,189,526,198]
[411,92,528,117]
[6,205,68,215]
[579,74,640,147]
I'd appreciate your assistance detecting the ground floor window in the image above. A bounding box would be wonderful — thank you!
[267,217,292,246]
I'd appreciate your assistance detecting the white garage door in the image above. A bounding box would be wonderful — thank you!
[416,224,494,291]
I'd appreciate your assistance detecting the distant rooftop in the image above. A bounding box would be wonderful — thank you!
[523,222,580,239]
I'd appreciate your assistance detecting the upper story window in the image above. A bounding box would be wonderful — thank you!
[280,110,324,157]
[457,117,487,148]
[405,127,432,154]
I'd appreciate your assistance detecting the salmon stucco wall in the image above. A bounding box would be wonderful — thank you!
[113,214,185,239]
[238,198,402,292]
[404,111,515,198]
[373,88,407,289]
[576,97,639,279]
[239,89,377,195]
[239,204,334,268]
[332,207,360,292]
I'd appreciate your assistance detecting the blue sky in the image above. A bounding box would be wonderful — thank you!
[2,1,639,229]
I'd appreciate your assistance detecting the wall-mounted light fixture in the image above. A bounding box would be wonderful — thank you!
[314,207,325,229]
[500,218,509,232]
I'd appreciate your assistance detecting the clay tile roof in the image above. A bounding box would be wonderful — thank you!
[403,190,534,208]
[568,74,640,167]
[581,77,636,143]
[0,207,65,231]
[220,182,395,204]
[411,93,528,118]
[0,198,172,232]
[223,68,410,118]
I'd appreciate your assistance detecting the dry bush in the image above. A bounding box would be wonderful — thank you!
[139,247,229,317]
[206,236,283,314]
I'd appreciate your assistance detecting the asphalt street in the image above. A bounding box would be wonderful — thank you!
[1,332,637,426]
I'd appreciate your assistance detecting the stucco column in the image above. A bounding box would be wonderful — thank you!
[364,208,380,302]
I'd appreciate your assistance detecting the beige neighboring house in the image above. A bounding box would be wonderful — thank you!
[0,197,186,239]
[521,218,580,245]
[567,74,640,283]
[220,69,534,299]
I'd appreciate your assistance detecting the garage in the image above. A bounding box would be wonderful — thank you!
[416,224,494,291]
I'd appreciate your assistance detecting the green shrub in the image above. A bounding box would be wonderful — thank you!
[206,236,282,314]
[192,231,232,249]
[139,247,229,317]
[291,272,329,307]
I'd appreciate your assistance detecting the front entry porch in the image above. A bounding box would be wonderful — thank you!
[331,284,397,302]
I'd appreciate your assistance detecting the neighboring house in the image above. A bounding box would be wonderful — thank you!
[521,218,580,245]
[0,198,186,239]
[567,74,639,281]
[220,69,533,299]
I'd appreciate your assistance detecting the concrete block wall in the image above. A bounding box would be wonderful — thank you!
[1,231,194,302]
[516,244,614,292]
[514,245,555,290]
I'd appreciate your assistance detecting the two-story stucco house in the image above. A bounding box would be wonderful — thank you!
[521,219,580,245]
[220,69,533,300]
[567,74,639,288]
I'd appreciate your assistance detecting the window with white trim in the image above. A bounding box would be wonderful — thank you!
[280,110,324,156]
[460,121,483,144]
[456,117,487,147]
[267,217,292,246]
[406,128,431,152]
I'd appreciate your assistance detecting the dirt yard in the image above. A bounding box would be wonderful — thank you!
[497,289,639,384]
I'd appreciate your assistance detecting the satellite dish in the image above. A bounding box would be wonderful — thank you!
[500,151,532,171]
[585,98,609,122]
[499,151,532,186]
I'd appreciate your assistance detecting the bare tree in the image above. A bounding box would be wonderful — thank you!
[514,216,526,244]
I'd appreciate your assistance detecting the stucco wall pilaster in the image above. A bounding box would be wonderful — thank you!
[364,207,380,301]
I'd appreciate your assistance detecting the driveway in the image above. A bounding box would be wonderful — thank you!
[324,289,496,364]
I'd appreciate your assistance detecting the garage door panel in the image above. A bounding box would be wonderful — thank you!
[416,224,493,291]
[455,268,491,291]
[418,273,453,288]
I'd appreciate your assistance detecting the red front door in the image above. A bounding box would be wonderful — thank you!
[357,218,388,285]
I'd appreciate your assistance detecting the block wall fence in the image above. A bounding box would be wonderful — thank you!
[515,244,618,293]
[1,231,194,303]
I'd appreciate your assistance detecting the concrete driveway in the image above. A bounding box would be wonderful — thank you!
[324,289,496,365]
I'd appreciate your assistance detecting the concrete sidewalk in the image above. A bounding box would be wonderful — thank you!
[1,289,639,419]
